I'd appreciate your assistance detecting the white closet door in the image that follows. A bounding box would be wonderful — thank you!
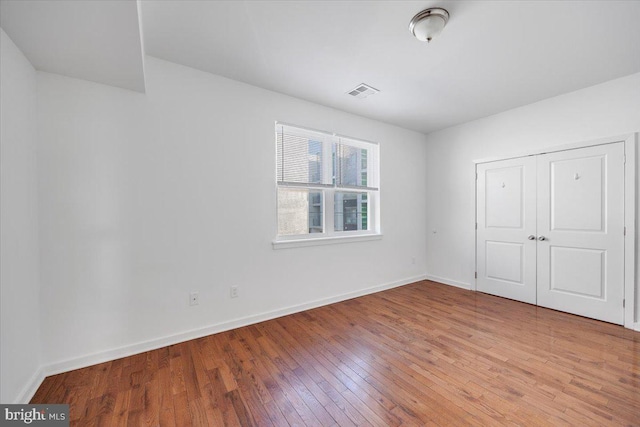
[536,143,625,325]
[477,156,537,304]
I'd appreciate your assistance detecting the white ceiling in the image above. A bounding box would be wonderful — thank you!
[2,1,639,134]
[0,0,145,92]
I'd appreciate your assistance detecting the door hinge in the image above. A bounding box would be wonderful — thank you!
[623,299,625,308]
[624,226,626,236]
[475,172,478,180]
[475,222,478,230]
[623,154,626,164]
[475,272,478,279]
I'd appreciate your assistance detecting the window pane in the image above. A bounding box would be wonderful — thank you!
[278,188,323,235]
[334,192,368,231]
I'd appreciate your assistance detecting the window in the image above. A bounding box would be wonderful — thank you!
[275,123,379,243]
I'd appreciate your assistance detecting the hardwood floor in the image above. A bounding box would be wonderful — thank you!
[31,280,640,426]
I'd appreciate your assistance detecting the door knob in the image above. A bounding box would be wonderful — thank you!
[528,235,536,240]
[538,236,546,241]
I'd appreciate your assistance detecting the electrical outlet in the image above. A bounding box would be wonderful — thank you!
[230,286,239,298]
[189,292,199,306]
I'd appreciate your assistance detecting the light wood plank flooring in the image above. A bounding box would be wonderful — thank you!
[31,281,640,426]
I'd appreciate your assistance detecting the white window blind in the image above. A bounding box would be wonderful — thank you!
[276,124,378,189]
[335,138,378,191]
[276,125,332,187]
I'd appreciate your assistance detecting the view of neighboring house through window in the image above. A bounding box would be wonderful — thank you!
[276,123,379,239]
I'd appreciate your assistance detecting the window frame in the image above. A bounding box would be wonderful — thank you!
[273,122,381,248]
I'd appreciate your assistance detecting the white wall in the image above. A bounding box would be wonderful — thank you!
[36,56,428,368]
[424,73,640,323]
[0,29,42,403]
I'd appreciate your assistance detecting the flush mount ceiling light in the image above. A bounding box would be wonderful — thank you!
[409,7,450,42]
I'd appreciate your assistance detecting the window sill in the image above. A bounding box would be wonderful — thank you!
[272,233,383,250]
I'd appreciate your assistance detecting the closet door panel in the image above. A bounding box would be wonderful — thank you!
[476,157,537,304]
[536,143,625,325]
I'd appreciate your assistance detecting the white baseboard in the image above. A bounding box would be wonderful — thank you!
[15,366,46,404]
[633,322,640,332]
[425,274,472,290]
[42,274,428,378]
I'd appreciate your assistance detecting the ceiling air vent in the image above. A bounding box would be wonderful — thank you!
[347,83,379,99]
